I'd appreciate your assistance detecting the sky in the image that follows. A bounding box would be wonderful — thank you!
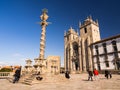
[0,0,120,66]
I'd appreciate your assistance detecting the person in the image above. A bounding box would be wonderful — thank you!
[105,70,111,79]
[13,67,21,83]
[109,71,112,79]
[65,71,70,79]
[88,69,93,81]
[93,68,99,80]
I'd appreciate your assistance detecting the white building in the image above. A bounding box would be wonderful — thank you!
[91,34,120,70]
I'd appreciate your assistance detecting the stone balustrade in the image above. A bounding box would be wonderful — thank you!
[0,72,13,79]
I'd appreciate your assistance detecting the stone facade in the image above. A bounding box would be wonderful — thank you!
[64,16,120,73]
[46,56,60,74]
[64,16,101,73]
[24,56,60,74]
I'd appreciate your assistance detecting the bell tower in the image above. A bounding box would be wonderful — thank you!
[80,16,101,71]
[80,16,101,42]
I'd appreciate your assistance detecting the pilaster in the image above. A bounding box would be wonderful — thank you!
[82,38,86,71]
[87,36,93,70]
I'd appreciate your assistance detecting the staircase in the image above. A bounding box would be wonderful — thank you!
[20,73,68,85]
[20,74,35,85]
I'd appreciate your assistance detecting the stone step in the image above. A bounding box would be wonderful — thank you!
[20,75,36,85]
[21,82,32,85]
[20,73,68,85]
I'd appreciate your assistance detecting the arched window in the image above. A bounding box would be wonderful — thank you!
[84,27,87,33]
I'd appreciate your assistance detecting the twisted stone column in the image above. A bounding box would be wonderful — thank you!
[39,9,49,60]
[39,23,47,60]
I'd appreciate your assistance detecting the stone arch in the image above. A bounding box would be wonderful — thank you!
[72,42,79,71]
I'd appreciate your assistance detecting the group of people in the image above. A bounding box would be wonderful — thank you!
[12,67,112,83]
[64,69,112,81]
[87,68,99,81]
[87,68,112,81]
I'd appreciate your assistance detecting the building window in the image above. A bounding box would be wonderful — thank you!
[95,45,99,55]
[112,41,119,70]
[84,27,87,33]
[105,61,109,67]
[102,43,109,67]
[95,45,101,70]
[112,41,118,52]
[102,43,107,53]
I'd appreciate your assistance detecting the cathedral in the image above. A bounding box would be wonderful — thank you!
[24,9,120,74]
[64,16,120,73]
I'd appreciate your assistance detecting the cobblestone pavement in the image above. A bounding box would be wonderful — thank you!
[0,74,120,90]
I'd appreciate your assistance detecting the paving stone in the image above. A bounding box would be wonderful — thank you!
[0,74,120,90]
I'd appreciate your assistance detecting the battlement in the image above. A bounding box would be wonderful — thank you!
[80,16,99,28]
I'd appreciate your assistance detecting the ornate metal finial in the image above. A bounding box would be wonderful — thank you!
[42,8,48,14]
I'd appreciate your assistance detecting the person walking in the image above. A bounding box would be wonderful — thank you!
[88,69,93,81]
[93,68,99,80]
[109,71,112,79]
[105,70,109,79]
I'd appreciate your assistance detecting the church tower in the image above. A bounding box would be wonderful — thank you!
[64,16,101,73]
[80,16,101,71]
[64,27,81,73]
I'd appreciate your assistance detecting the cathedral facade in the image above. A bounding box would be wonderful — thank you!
[64,16,120,73]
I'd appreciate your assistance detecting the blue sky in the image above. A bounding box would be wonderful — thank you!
[0,0,120,66]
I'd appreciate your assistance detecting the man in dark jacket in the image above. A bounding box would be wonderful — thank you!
[13,67,21,83]
[105,70,112,79]
[88,70,93,81]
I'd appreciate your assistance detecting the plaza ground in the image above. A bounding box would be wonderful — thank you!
[0,74,120,90]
